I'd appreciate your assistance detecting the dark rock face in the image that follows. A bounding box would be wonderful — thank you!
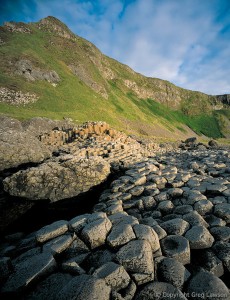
[215,94,230,106]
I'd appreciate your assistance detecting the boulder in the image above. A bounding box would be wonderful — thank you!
[197,249,224,277]
[157,257,191,290]
[3,156,110,202]
[56,274,111,300]
[214,203,230,223]
[116,240,154,274]
[135,281,188,300]
[160,218,190,236]
[107,224,135,248]
[25,272,73,300]
[1,252,56,292]
[0,125,51,171]
[42,234,73,255]
[35,220,68,243]
[81,216,112,249]
[93,262,130,291]
[187,270,229,300]
[133,224,160,252]
[161,235,190,265]
[213,241,230,272]
[208,140,218,148]
[184,225,214,249]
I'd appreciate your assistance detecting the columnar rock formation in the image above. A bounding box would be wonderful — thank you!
[0,144,230,299]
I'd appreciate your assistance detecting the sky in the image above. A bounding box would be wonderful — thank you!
[1,0,230,95]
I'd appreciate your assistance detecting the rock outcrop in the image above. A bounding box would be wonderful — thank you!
[3,156,110,202]
[15,59,60,84]
[0,116,51,171]
[1,146,230,299]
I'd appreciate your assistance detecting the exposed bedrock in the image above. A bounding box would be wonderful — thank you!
[3,156,110,202]
[1,147,230,299]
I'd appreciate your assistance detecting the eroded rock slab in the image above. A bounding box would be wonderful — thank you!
[4,156,110,201]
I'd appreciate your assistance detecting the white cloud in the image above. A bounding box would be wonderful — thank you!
[11,0,230,95]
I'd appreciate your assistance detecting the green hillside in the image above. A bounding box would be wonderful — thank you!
[0,16,229,139]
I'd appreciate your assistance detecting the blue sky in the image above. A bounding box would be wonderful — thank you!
[1,0,230,95]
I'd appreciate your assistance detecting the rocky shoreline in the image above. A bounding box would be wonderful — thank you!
[0,116,230,299]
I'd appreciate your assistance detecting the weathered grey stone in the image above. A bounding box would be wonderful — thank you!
[15,59,60,83]
[204,215,226,227]
[61,236,89,259]
[185,225,214,249]
[43,234,73,255]
[210,226,230,241]
[157,200,174,214]
[133,224,160,252]
[167,188,184,198]
[151,211,162,219]
[187,270,229,300]
[213,241,230,272]
[210,196,227,205]
[214,203,230,223]
[107,224,136,248]
[81,216,112,249]
[183,211,209,228]
[174,205,193,215]
[0,122,51,171]
[160,218,190,236]
[109,213,139,227]
[93,262,130,291]
[105,203,123,215]
[206,184,227,195]
[194,199,213,215]
[157,257,191,290]
[84,249,114,271]
[162,214,180,222]
[130,175,147,186]
[25,272,73,300]
[36,220,68,243]
[129,186,145,196]
[135,281,188,300]
[141,196,156,210]
[68,214,90,233]
[4,156,110,202]
[161,235,190,265]
[198,249,224,277]
[131,272,154,286]
[2,252,56,292]
[116,240,154,274]
[61,260,85,275]
[186,190,207,205]
[152,225,167,240]
[56,274,111,300]
[155,192,168,202]
[12,247,41,266]
[140,217,158,227]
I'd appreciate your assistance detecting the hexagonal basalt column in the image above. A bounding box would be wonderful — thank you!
[161,235,190,265]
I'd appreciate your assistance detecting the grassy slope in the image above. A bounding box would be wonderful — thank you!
[0,19,227,139]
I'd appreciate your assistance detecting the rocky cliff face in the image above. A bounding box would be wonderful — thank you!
[215,94,230,106]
